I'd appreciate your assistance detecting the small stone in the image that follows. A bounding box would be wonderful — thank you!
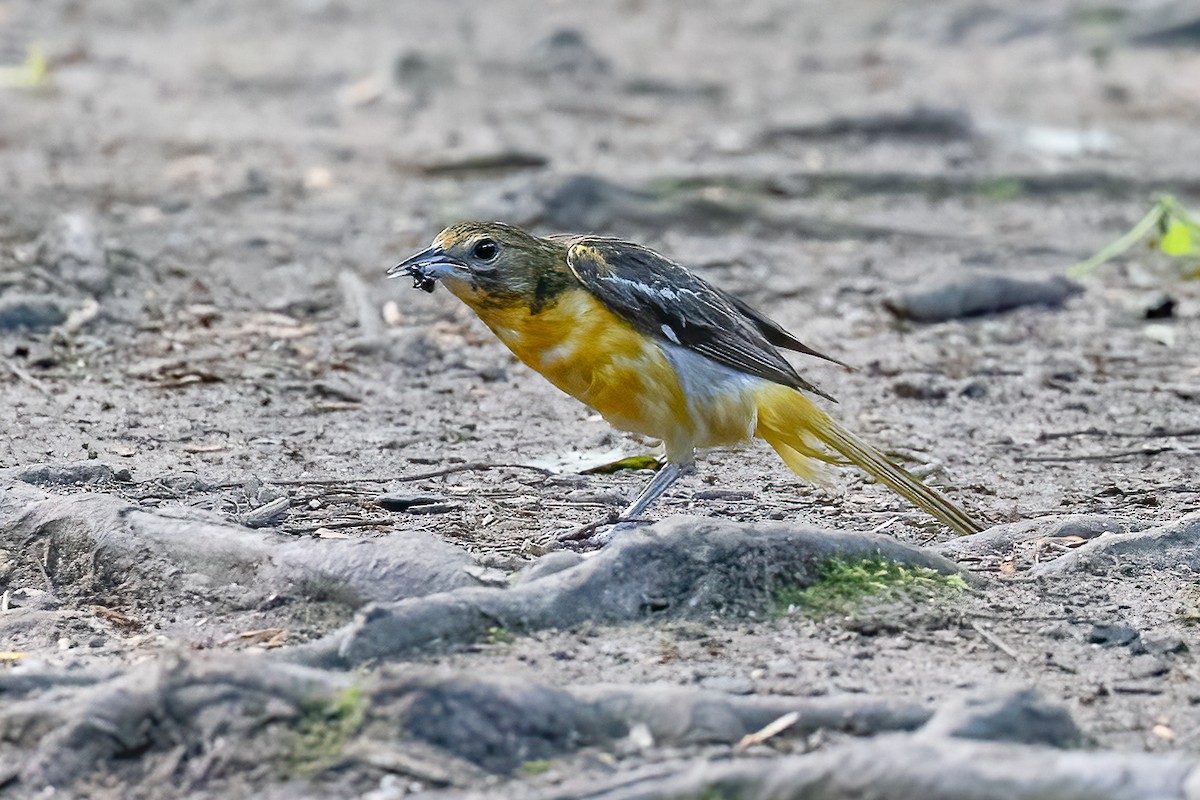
[693,489,754,501]
[241,497,292,529]
[885,274,1082,323]
[7,587,58,610]
[1142,293,1175,319]
[0,295,68,332]
[1139,636,1188,657]
[382,301,404,327]
[892,380,948,401]
[959,381,987,399]
[529,29,610,80]
[374,493,446,512]
[1088,623,1140,648]
[8,463,120,486]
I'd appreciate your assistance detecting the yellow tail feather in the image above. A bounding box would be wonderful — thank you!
[755,386,982,536]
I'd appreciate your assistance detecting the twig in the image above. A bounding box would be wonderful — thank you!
[1039,427,1200,441]
[285,517,397,533]
[558,513,622,543]
[1018,447,1174,463]
[969,620,1021,662]
[736,711,801,752]
[208,462,552,489]
[1068,199,1167,277]
[3,360,51,396]
[28,542,53,592]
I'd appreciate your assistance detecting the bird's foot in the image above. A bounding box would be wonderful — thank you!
[555,514,654,551]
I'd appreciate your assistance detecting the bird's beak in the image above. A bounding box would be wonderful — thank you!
[387,247,465,294]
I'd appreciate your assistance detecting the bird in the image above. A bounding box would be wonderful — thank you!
[389,221,982,539]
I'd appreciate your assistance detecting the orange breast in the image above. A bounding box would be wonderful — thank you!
[466,291,679,435]
[458,288,761,461]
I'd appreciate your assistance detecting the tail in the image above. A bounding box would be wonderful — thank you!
[755,385,982,536]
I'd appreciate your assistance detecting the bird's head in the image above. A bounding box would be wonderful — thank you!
[389,221,569,308]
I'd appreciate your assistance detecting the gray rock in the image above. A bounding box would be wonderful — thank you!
[528,29,610,80]
[2,462,131,486]
[1141,636,1188,657]
[1089,624,1140,648]
[884,274,1083,322]
[763,105,975,143]
[0,294,68,332]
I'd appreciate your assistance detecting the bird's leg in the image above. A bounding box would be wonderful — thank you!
[558,461,687,548]
[618,461,682,521]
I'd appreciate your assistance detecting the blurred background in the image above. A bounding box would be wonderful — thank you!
[4,0,1199,297]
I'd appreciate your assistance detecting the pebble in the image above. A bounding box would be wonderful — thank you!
[1088,623,1140,648]
[374,493,447,512]
[529,29,610,79]
[885,274,1082,322]
[693,489,755,501]
[241,497,292,528]
[0,294,68,332]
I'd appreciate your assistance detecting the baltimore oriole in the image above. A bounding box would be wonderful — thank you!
[390,222,982,537]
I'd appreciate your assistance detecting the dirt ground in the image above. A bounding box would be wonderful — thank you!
[3,0,1200,797]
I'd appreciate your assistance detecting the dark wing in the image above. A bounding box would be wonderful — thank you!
[566,237,836,401]
[712,287,850,369]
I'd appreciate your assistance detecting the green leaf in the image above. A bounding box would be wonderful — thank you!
[1161,219,1194,256]
[1068,200,1167,277]
[581,455,662,474]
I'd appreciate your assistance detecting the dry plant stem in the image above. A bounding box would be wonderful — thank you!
[204,462,553,489]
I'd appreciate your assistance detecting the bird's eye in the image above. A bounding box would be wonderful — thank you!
[472,239,498,261]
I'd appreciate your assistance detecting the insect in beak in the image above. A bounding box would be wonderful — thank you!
[387,247,464,293]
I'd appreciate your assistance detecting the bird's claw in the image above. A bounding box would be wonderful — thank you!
[555,515,654,550]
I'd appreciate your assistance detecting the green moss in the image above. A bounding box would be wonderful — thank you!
[684,787,736,800]
[286,686,367,775]
[1074,7,1125,27]
[775,556,968,617]
[519,759,554,776]
[484,626,514,644]
[978,177,1024,202]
